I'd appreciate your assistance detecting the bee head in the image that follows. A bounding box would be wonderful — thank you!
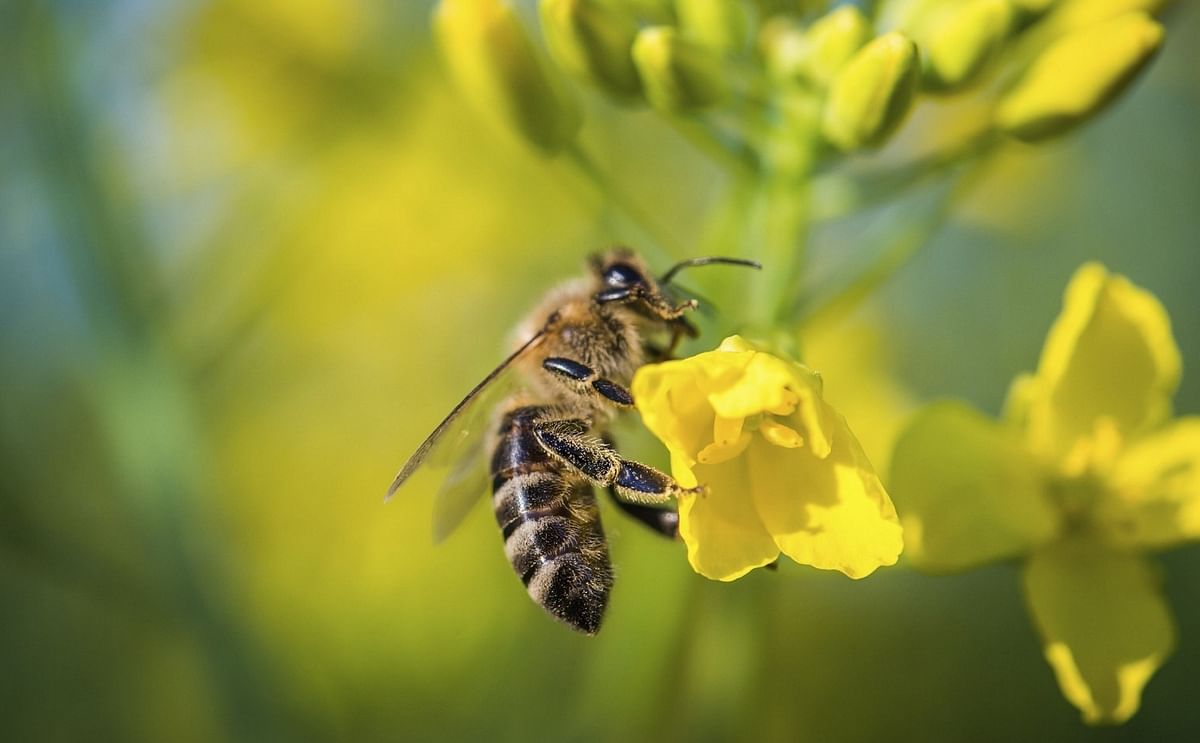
[589,249,655,291]
[588,248,760,316]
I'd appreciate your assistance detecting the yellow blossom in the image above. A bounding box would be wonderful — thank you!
[632,336,903,582]
[890,263,1196,724]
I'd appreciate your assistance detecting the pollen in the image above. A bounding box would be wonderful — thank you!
[767,388,799,416]
[697,433,752,464]
[759,419,804,449]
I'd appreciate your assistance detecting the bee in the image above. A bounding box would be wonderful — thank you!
[387,249,759,634]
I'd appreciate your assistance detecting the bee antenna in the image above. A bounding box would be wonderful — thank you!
[660,257,762,284]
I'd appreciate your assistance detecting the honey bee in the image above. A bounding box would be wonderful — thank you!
[387,249,759,634]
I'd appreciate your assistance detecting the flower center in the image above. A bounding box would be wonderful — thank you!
[1046,473,1107,535]
[695,388,807,464]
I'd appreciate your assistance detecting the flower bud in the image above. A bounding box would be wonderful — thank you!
[808,6,872,85]
[675,0,751,55]
[821,32,921,151]
[435,0,581,154]
[762,4,872,86]
[996,12,1164,142]
[1011,0,1057,17]
[922,0,1014,91]
[1051,0,1170,30]
[612,0,675,24]
[632,26,728,112]
[539,0,642,100]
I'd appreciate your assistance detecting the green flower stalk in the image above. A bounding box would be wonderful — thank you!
[996,12,1164,141]
[821,31,921,151]
[632,25,729,112]
[539,0,643,100]
[435,0,581,153]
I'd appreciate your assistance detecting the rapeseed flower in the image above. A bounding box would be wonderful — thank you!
[891,263,1195,724]
[632,336,904,582]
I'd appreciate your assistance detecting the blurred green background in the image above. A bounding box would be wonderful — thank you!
[2,1,1198,741]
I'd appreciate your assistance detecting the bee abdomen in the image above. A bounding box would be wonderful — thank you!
[493,461,612,634]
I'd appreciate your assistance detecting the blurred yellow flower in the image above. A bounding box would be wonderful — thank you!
[632,336,903,582]
[891,263,1196,724]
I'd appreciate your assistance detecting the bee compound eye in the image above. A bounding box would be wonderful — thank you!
[603,263,644,287]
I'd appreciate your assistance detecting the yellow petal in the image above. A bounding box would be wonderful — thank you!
[1025,263,1181,466]
[632,361,721,469]
[706,352,801,418]
[890,402,1059,572]
[708,351,833,457]
[1002,372,1038,429]
[1022,539,1176,724]
[678,457,780,581]
[1101,418,1200,549]
[750,407,903,579]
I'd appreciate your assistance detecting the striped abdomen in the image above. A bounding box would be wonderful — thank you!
[491,406,612,634]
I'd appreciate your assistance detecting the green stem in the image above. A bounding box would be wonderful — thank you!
[810,132,1000,222]
[664,114,758,180]
[756,176,811,332]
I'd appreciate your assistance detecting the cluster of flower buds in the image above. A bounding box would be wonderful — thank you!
[433,0,1170,157]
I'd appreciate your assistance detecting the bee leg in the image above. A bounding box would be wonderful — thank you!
[594,285,698,322]
[533,420,699,505]
[542,357,634,407]
[645,318,698,362]
[598,434,679,539]
[606,485,680,539]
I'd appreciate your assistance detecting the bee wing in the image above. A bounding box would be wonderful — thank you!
[385,329,546,506]
[430,438,491,543]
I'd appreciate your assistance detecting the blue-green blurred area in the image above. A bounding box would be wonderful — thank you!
[2,1,1198,741]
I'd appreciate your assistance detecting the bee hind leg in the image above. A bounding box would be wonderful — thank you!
[597,434,678,539]
[533,420,699,506]
[606,486,680,539]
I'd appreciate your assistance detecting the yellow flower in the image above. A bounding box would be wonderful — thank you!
[891,263,1194,724]
[632,336,903,581]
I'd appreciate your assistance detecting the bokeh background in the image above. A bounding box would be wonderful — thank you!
[2,1,1199,741]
